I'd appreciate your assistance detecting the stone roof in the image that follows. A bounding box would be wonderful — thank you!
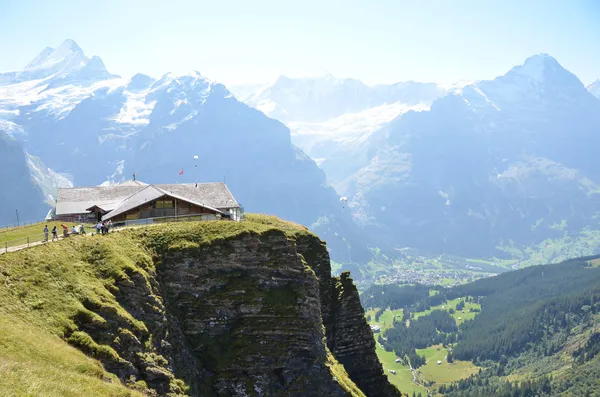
[55,180,239,216]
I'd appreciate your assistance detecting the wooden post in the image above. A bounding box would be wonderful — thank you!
[27,237,30,248]
[175,198,178,221]
[4,242,7,253]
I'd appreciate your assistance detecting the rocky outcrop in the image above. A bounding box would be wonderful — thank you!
[158,229,351,396]
[56,218,399,396]
[295,235,401,397]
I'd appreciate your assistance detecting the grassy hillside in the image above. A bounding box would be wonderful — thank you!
[0,230,150,396]
[0,215,368,397]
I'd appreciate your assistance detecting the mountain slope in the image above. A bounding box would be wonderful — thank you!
[238,75,441,123]
[0,132,48,225]
[0,216,400,397]
[0,40,369,265]
[589,79,600,98]
[343,54,600,261]
[236,76,442,186]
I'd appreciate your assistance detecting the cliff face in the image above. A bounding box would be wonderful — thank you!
[294,236,401,397]
[0,215,399,397]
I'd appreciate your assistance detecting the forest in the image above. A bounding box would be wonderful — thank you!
[363,255,600,395]
[361,283,432,310]
[379,310,458,368]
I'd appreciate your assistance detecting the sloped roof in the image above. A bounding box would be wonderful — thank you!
[102,185,224,221]
[56,185,144,216]
[118,180,149,187]
[56,180,239,217]
[155,182,239,209]
[101,185,165,221]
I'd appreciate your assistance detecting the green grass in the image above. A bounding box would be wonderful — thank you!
[326,350,367,397]
[375,343,427,396]
[0,221,96,248]
[365,308,403,331]
[412,297,481,326]
[416,345,479,390]
[0,312,143,397]
[0,214,363,396]
[0,233,151,396]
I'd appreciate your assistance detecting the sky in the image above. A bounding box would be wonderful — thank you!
[1,0,599,87]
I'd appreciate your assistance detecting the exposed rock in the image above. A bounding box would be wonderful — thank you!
[57,219,399,396]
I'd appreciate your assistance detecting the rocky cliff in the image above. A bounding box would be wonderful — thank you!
[0,215,400,397]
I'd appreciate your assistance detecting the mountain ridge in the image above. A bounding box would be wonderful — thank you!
[341,53,600,265]
[0,39,370,266]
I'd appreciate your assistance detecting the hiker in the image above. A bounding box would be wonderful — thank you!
[43,225,49,242]
[51,226,58,241]
[107,220,112,233]
[71,225,78,235]
[101,221,106,235]
[62,224,69,238]
[96,221,101,235]
[79,224,86,235]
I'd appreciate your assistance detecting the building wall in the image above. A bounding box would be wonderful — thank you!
[219,206,243,221]
[109,199,221,223]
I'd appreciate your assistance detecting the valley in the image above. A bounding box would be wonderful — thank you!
[361,255,600,396]
[2,4,600,396]
[2,40,600,284]
[364,293,482,396]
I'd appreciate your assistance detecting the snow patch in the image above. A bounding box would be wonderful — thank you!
[0,77,127,119]
[289,102,428,139]
[0,119,25,137]
[112,91,156,125]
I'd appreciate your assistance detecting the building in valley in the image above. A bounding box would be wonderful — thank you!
[52,180,242,223]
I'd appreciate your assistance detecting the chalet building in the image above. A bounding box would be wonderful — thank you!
[52,180,242,223]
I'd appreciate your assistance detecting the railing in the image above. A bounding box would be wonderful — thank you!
[1,212,242,254]
[0,218,51,234]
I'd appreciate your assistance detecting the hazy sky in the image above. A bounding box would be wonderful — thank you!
[1,0,599,86]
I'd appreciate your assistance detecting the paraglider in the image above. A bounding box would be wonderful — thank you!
[194,155,199,167]
[340,196,348,209]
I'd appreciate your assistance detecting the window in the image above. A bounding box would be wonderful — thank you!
[155,199,174,209]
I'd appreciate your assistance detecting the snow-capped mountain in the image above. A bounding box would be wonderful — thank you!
[342,54,600,260]
[237,74,442,122]
[235,75,444,186]
[0,39,118,86]
[589,79,600,98]
[0,40,368,265]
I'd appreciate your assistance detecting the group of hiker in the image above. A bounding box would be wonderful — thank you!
[42,220,113,242]
[95,220,112,235]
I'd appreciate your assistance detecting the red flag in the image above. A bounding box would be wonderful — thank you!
[179,168,184,175]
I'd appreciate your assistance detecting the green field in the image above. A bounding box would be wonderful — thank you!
[412,297,481,326]
[0,221,97,249]
[365,308,403,331]
[416,345,479,390]
[366,292,483,394]
[375,343,427,396]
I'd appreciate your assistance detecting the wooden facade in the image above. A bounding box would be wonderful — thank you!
[108,197,222,223]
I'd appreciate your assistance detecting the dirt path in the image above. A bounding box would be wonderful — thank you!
[408,357,432,396]
[0,225,140,256]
